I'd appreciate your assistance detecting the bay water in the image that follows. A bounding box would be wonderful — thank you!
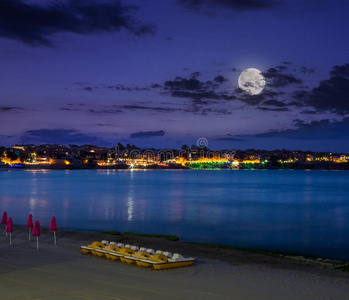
[0,169,348,260]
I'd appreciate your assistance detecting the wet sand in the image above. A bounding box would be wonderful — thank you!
[0,227,348,299]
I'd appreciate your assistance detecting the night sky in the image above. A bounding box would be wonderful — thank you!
[1,0,349,152]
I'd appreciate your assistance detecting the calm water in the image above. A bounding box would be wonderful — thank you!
[0,169,348,260]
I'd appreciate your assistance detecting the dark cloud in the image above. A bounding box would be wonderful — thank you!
[130,130,165,139]
[214,75,227,83]
[103,84,150,91]
[292,90,309,102]
[300,110,317,115]
[0,106,24,112]
[216,134,246,142]
[178,0,277,12]
[262,99,286,107]
[21,129,109,145]
[257,107,290,112]
[121,105,180,113]
[60,103,85,112]
[75,70,234,107]
[219,118,349,144]
[257,106,290,111]
[82,87,93,92]
[299,66,315,74]
[169,90,236,101]
[251,118,349,140]
[60,107,81,112]
[262,67,302,88]
[330,64,349,77]
[188,106,232,116]
[235,88,284,106]
[294,64,349,115]
[164,77,202,91]
[61,103,182,115]
[75,73,236,115]
[95,123,113,127]
[76,82,150,92]
[88,108,123,114]
[0,0,155,46]
[162,73,235,101]
[234,87,264,105]
[275,65,288,71]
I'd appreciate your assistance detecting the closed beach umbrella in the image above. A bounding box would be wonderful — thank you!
[26,214,33,241]
[6,217,13,245]
[1,211,7,236]
[32,220,41,250]
[49,216,58,245]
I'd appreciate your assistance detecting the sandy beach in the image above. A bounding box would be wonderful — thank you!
[0,227,348,299]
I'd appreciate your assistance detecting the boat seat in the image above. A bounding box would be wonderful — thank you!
[172,253,184,260]
[163,251,172,257]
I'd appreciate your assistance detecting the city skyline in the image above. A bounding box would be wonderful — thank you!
[1,0,349,151]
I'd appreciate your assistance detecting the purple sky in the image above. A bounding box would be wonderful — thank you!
[1,0,349,151]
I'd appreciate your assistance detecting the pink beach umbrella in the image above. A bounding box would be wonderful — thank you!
[6,217,13,245]
[1,211,7,236]
[49,216,58,245]
[26,214,33,241]
[32,220,41,250]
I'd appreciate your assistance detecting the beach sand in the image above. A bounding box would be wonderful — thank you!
[0,227,348,299]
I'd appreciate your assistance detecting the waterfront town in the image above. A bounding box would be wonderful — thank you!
[1,144,349,170]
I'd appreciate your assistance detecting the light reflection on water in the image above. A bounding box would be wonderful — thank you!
[0,169,348,260]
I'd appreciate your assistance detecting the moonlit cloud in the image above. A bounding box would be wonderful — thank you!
[262,68,303,88]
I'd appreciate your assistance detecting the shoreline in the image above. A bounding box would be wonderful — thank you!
[1,226,348,299]
[5,225,349,267]
[5,162,349,171]
[7,226,349,274]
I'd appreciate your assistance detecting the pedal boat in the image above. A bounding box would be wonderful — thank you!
[97,244,121,259]
[81,241,105,255]
[106,246,131,261]
[138,253,195,270]
[118,247,136,264]
[121,250,152,266]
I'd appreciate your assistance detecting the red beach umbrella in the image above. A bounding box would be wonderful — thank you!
[26,214,33,241]
[1,211,8,236]
[1,211,7,225]
[49,216,58,245]
[6,217,13,245]
[32,220,41,250]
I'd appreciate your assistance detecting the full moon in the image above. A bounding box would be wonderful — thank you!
[238,68,266,95]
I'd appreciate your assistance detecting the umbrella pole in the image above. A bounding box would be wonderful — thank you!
[54,231,56,245]
[37,237,39,250]
[29,228,31,241]
[10,233,11,246]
